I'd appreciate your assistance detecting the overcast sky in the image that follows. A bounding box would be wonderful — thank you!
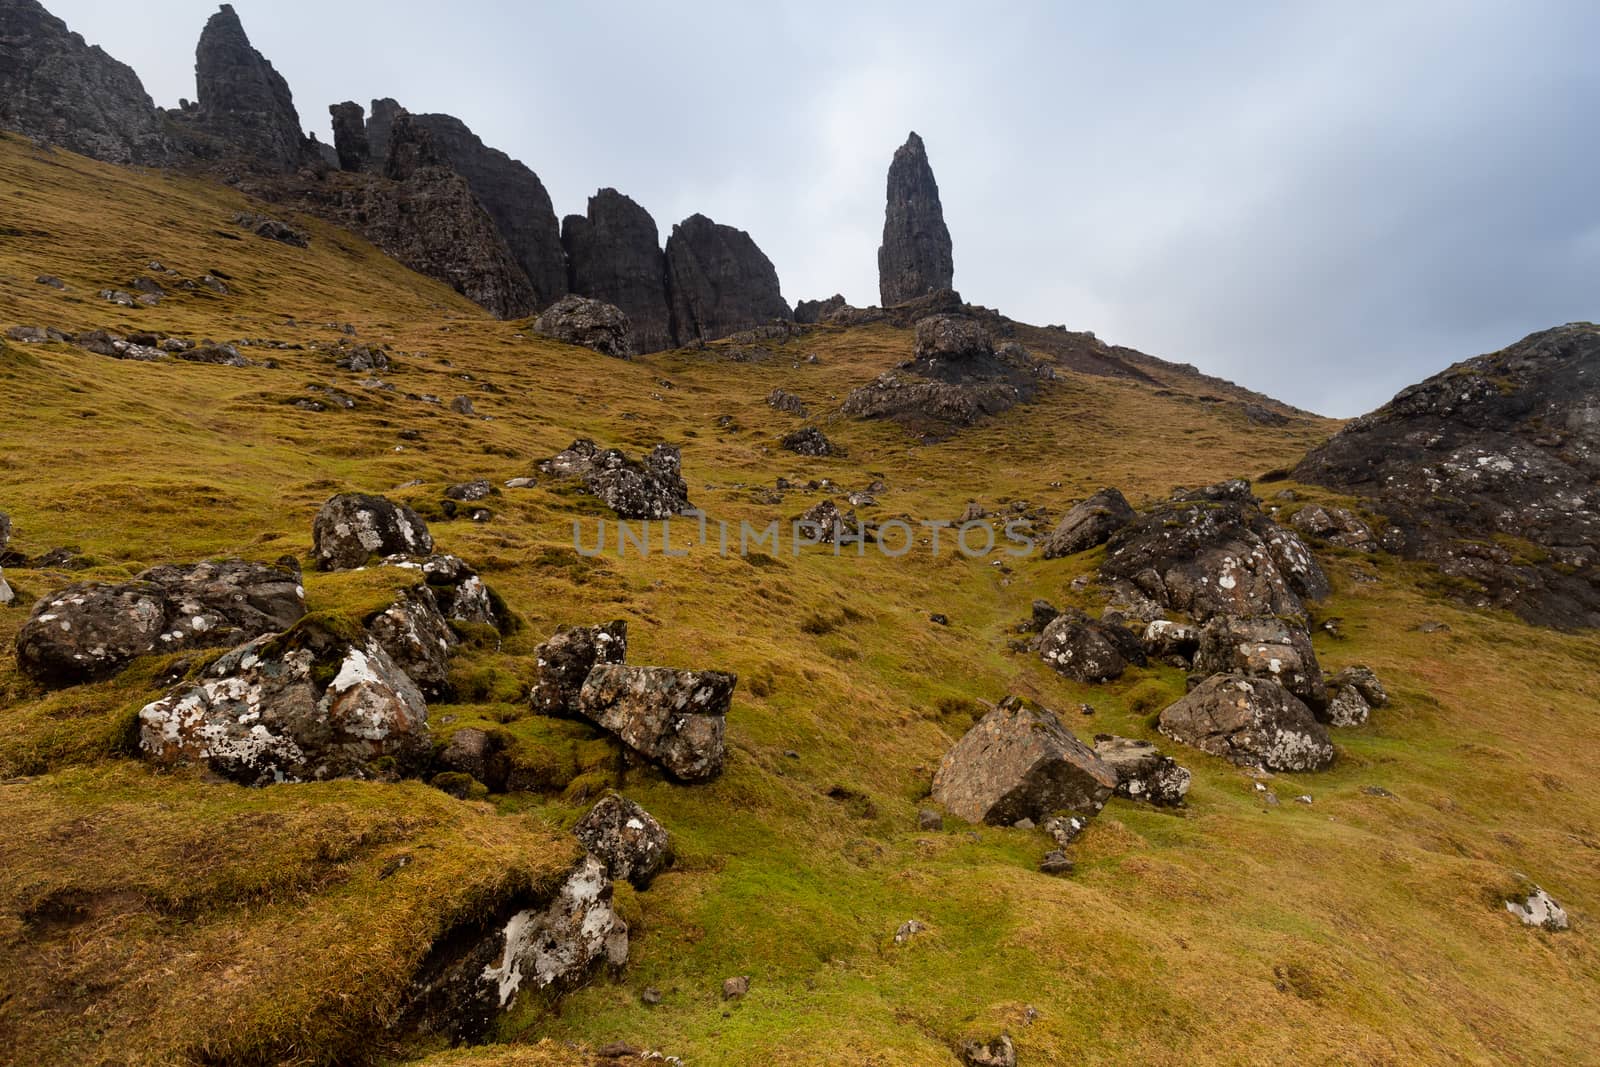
[42,0,1600,415]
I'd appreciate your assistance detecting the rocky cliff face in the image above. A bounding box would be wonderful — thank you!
[0,0,170,164]
[878,132,954,307]
[562,189,672,352]
[188,4,311,172]
[408,111,567,311]
[328,101,369,172]
[366,97,402,166]
[664,214,790,344]
[1296,323,1600,628]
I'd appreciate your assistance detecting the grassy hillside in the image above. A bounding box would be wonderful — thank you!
[1,134,1596,1066]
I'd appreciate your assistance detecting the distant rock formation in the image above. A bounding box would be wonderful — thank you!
[188,4,312,171]
[328,101,369,172]
[1296,323,1600,628]
[562,189,673,352]
[407,111,567,310]
[0,0,170,164]
[366,97,402,165]
[381,110,444,180]
[878,132,954,306]
[794,294,847,324]
[665,213,791,344]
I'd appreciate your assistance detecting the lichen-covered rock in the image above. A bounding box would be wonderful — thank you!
[538,439,690,519]
[573,794,672,889]
[931,696,1118,825]
[533,294,634,358]
[531,621,628,716]
[1193,614,1327,711]
[312,492,432,570]
[138,628,430,785]
[913,315,991,363]
[1325,683,1371,727]
[1158,674,1334,772]
[879,132,954,306]
[796,499,859,546]
[1142,619,1200,664]
[577,664,736,782]
[1038,610,1128,683]
[16,559,305,683]
[562,188,673,353]
[1331,664,1389,708]
[961,1035,1017,1067]
[366,584,457,698]
[1101,481,1329,622]
[1092,736,1191,806]
[1042,488,1136,559]
[781,426,834,457]
[664,213,791,344]
[767,389,808,417]
[1289,504,1378,552]
[404,853,628,1043]
[1506,887,1569,931]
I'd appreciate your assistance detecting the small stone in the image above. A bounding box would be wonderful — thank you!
[450,395,477,416]
[962,1034,1017,1067]
[930,613,949,625]
[1506,888,1568,931]
[1042,814,1088,848]
[893,919,927,945]
[722,975,751,1000]
[917,808,943,831]
[1040,850,1074,875]
[1013,817,1035,831]
[505,477,537,489]
[1295,794,1313,805]
[641,987,662,1005]
[1361,785,1394,798]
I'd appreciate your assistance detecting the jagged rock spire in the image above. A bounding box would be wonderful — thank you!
[194,4,310,171]
[563,189,673,353]
[878,131,954,307]
[664,214,791,344]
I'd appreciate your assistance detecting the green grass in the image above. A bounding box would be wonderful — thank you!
[1,134,1597,1066]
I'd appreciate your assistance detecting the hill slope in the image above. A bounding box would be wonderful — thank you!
[1,136,1598,1066]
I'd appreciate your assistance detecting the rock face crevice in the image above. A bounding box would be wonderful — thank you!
[878,132,954,306]
[563,189,673,353]
[665,213,791,344]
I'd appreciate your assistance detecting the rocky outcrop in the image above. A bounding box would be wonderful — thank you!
[1193,614,1327,712]
[1100,480,1328,623]
[328,100,369,171]
[530,621,628,716]
[562,189,673,353]
[366,584,457,699]
[878,132,954,306]
[1042,488,1136,559]
[0,0,170,164]
[312,493,433,570]
[1158,674,1334,772]
[538,439,690,519]
[577,665,736,782]
[407,110,567,309]
[15,560,306,683]
[781,426,834,457]
[664,213,791,344]
[188,4,312,171]
[366,97,401,164]
[534,295,633,358]
[573,794,672,889]
[1295,323,1600,628]
[794,295,847,324]
[1288,504,1377,553]
[931,696,1118,825]
[138,625,431,784]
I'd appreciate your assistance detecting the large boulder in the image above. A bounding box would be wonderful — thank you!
[1101,481,1328,622]
[931,696,1118,825]
[1193,614,1327,711]
[664,213,791,344]
[1092,736,1191,806]
[1158,674,1334,772]
[878,132,955,306]
[138,626,430,785]
[913,315,992,363]
[404,853,628,1043]
[530,621,628,715]
[1295,323,1600,628]
[533,294,633,359]
[562,189,673,353]
[1038,610,1128,683]
[538,439,690,520]
[1042,488,1136,559]
[313,493,433,570]
[365,584,458,698]
[573,794,672,889]
[577,664,736,782]
[16,559,306,683]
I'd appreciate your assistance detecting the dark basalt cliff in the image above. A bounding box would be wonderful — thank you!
[563,189,673,353]
[185,3,313,171]
[664,213,791,344]
[878,131,953,307]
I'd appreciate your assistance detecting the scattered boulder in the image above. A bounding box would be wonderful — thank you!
[1158,674,1335,772]
[365,584,457,698]
[35,275,66,289]
[796,499,859,546]
[1193,615,1327,711]
[1092,736,1191,806]
[961,1034,1017,1067]
[436,726,507,791]
[16,559,306,683]
[233,212,308,247]
[722,976,751,1001]
[533,294,634,359]
[138,625,430,784]
[767,389,808,417]
[531,621,628,716]
[914,315,992,363]
[931,696,1118,825]
[1038,610,1128,683]
[410,554,500,628]
[1324,682,1371,728]
[1039,851,1074,876]
[1289,504,1377,552]
[1506,887,1569,931]
[1042,488,1136,559]
[917,808,943,831]
[539,439,691,520]
[573,794,673,889]
[444,478,494,503]
[781,426,834,457]
[312,492,433,570]
[578,664,736,782]
[879,132,955,306]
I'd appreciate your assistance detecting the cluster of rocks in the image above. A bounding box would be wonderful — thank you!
[5,323,264,366]
[538,439,691,520]
[529,619,736,783]
[1033,479,1392,774]
[1295,323,1600,628]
